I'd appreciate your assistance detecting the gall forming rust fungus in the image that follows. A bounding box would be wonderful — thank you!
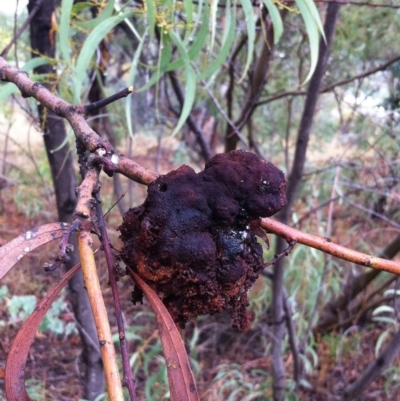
[119,150,287,331]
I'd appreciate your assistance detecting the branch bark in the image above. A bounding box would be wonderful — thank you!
[168,71,212,161]
[224,12,277,152]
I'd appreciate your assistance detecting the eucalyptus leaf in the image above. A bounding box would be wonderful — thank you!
[209,0,219,55]
[169,31,197,137]
[167,2,209,71]
[59,0,74,65]
[74,11,135,103]
[295,0,321,84]
[144,0,156,42]
[303,0,326,41]
[136,32,173,93]
[75,0,115,30]
[262,0,283,44]
[238,0,256,83]
[197,0,236,81]
[125,28,149,138]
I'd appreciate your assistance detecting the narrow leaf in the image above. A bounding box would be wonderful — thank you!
[144,0,156,42]
[136,32,173,93]
[169,31,197,137]
[209,0,219,55]
[0,223,69,281]
[295,0,320,84]
[74,12,135,102]
[262,0,283,44]
[126,28,149,137]
[0,83,19,100]
[75,0,115,30]
[302,0,326,41]
[197,0,235,81]
[372,305,395,316]
[375,330,390,357]
[59,0,74,65]
[238,0,256,83]
[128,269,200,401]
[5,264,80,401]
[182,0,194,42]
[167,2,209,71]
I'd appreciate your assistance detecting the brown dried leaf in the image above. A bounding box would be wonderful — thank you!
[128,269,200,401]
[5,264,80,401]
[0,223,68,281]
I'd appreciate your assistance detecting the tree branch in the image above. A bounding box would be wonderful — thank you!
[257,54,400,107]
[168,71,212,161]
[0,0,45,58]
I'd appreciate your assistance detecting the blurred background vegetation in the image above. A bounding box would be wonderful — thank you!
[0,0,400,400]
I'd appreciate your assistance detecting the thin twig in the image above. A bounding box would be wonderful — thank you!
[94,192,137,401]
[264,240,297,268]
[0,0,45,57]
[257,54,400,107]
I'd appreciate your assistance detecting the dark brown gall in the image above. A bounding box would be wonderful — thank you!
[119,150,287,331]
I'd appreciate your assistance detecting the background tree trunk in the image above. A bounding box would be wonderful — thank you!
[28,1,105,398]
[271,5,341,400]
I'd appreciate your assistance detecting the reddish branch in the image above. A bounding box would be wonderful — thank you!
[94,192,137,400]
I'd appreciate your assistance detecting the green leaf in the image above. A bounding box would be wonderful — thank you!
[144,0,156,42]
[169,31,197,137]
[295,0,320,84]
[167,2,209,71]
[197,0,236,81]
[114,2,142,41]
[71,2,92,14]
[74,11,135,103]
[209,0,219,54]
[75,0,115,30]
[21,57,50,71]
[262,0,283,44]
[375,330,391,357]
[136,32,173,93]
[302,0,326,41]
[182,0,194,42]
[238,0,256,83]
[125,28,149,138]
[59,0,74,65]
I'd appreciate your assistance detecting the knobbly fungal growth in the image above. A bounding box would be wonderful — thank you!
[119,150,287,331]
